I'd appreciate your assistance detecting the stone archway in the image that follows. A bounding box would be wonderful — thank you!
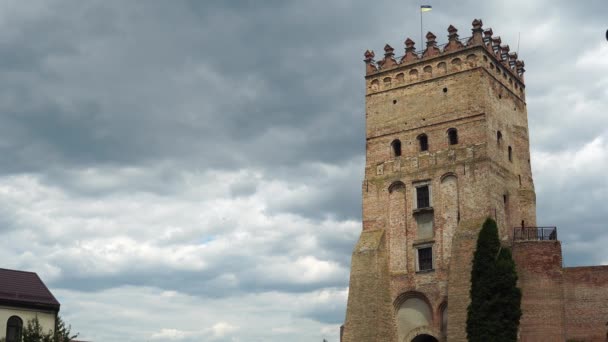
[403,326,441,342]
[411,334,439,342]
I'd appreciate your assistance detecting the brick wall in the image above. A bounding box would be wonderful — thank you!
[346,23,534,342]
[512,241,566,341]
[564,266,608,342]
[345,20,608,342]
[446,217,486,342]
[342,230,397,342]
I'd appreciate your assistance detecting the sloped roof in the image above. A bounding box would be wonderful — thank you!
[0,268,60,311]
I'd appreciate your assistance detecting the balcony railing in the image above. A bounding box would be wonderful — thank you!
[513,227,558,241]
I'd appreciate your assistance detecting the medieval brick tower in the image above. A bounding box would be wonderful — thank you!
[343,19,608,342]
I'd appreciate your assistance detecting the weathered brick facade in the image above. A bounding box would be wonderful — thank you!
[343,19,608,342]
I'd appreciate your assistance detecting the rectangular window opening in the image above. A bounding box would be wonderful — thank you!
[417,247,433,271]
[416,185,430,208]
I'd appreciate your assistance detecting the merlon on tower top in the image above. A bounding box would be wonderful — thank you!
[363,19,525,84]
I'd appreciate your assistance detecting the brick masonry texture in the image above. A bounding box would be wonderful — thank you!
[563,266,608,341]
[343,19,608,342]
[513,241,566,341]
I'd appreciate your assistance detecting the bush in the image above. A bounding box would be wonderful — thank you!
[22,317,53,342]
[20,316,78,342]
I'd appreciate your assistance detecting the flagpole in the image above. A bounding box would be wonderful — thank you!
[420,8,423,49]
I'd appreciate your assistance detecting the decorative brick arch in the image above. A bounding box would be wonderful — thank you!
[409,69,419,81]
[389,181,406,193]
[437,62,447,74]
[393,291,433,314]
[437,300,447,314]
[370,79,379,91]
[440,172,457,183]
[404,326,441,342]
[437,300,448,336]
[394,291,436,342]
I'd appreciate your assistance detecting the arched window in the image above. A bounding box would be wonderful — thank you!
[497,131,502,144]
[6,316,23,342]
[508,146,513,162]
[418,134,428,152]
[391,139,402,157]
[447,128,458,145]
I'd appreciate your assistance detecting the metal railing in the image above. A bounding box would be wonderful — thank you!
[513,227,558,241]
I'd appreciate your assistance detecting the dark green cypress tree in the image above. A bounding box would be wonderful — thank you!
[466,218,521,342]
[493,248,522,342]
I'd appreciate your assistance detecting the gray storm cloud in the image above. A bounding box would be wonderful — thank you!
[0,0,606,341]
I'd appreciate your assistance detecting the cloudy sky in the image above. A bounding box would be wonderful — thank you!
[0,1,606,341]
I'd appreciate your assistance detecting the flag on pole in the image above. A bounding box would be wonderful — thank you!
[420,5,432,12]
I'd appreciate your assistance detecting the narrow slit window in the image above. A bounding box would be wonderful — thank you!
[418,134,428,151]
[447,128,458,145]
[416,185,430,209]
[391,139,402,157]
[497,131,503,144]
[508,146,513,162]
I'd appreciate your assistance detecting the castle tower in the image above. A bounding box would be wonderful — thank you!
[343,20,535,342]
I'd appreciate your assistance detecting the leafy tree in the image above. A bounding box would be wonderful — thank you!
[21,316,78,342]
[53,316,79,342]
[466,218,522,342]
[22,317,52,342]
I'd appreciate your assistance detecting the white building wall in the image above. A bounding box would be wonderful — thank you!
[0,306,56,338]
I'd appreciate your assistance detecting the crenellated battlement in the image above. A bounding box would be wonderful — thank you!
[364,19,525,91]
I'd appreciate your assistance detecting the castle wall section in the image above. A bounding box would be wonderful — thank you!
[342,230,397,342]
[478,62,536,236]
[446,217,487,342]
[563,266,608,341]
[512,241,566,341]
[365,49,489,144]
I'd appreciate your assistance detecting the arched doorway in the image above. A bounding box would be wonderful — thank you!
[411,334,439,342]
